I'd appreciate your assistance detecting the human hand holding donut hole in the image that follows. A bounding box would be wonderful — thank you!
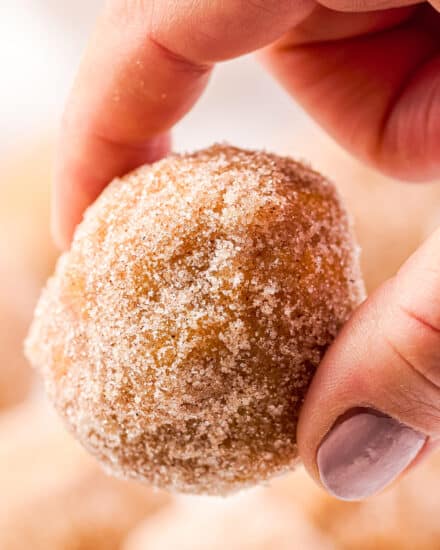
[41,0,440,500]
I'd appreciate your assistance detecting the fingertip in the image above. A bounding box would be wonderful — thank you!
[50,203,73,252]
[52,132,172,251]
[50,211,66,252]
[50,167,71,252]
[51,154,88,252]
[314,408,426,501]
[296,254,440,500]
[50,179,80,252]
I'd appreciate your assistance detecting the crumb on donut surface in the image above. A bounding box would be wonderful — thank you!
[26,144,364,495]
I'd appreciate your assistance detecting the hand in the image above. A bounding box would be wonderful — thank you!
[55,0,440,500]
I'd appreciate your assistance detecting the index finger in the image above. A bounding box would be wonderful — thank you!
[54,0,313,248]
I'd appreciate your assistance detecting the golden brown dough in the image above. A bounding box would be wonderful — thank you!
[0,400,169,550]
[287,128,440,293]
[26,145,364,495]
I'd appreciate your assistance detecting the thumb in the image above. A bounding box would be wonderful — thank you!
[298,227,440,501]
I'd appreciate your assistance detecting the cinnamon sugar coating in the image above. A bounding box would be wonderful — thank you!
[26,145,364,495]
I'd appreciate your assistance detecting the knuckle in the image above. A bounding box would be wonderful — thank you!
[393,382,440,431]
[244,0,279,16]
[382,317,440,434]
[318,0,371,11]
[384,300,440,388]
[146,34,210,75]
[398,299,440,337]
[104,0,152,26]
[105,1,211,71]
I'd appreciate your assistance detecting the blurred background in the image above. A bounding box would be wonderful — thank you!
[1,2,440,549]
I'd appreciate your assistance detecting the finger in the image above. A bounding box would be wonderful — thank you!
[262,4,440,181]
[318,0,422,13]
[319,0,440,12]
[54,0,314,249]
[269,3,417,45]
[298,226,440,501]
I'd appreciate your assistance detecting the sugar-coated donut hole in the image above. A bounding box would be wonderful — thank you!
[26,145,364,495]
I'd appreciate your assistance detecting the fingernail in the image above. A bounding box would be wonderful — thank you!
[317,408,426,501]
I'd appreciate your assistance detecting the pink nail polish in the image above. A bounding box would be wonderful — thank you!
[317,409,426,501]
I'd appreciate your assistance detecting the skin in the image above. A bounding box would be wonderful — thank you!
[54,0,440,496]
